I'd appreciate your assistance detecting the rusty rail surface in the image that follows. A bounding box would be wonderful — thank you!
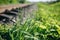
[0,4,33,13]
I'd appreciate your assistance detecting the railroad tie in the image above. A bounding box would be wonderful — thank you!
[11,8,20,12]
[0,14,14,19]
[0,14,16,23]
[4,10,18,16]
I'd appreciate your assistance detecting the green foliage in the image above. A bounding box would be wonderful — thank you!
[0,0,9,4]
[0,0,26,4]
[19,0,26,3]
[49,0,60,4]
[10,0,18,4]
[56,0,60,2]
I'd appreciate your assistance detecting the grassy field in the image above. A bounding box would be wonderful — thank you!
[0,2,60,40]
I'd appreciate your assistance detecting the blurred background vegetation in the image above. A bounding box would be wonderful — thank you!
[0,0,26,4]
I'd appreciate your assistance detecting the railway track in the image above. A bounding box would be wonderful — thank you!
[0,3,37,24]
[0,4,32,13]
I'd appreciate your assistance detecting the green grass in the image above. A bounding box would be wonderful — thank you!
[0,2,60,40]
